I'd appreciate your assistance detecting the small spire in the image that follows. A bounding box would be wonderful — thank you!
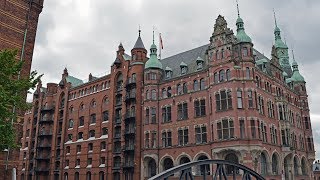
[138,24,141,37]
[273,8,278,27]
[236,0,240,17]
[153,26,155,44]
[292,49,296,61]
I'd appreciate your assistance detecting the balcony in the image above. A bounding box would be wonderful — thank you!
[125,93,136,102]
[123,161,134,169]
[41,105,54,112]
[124,128,136,136]
[35,167,49,173]
[39,117,54,124]
[125,111,136,121]
[123,145,135,152]
[38,131,53,137]
[37,144,52,149]
[125,78,136,89]
[35,155,50,160]
[114,117,122,126]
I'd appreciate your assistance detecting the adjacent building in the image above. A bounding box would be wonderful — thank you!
[0,0,44,179]
[18,13,315,180]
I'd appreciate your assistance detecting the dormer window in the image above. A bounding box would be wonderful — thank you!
[181,67,187,75]
[180,62,188,75]
[196,57,204,70]
[165,67,172,79]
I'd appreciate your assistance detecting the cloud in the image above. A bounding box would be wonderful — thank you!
[31,0,320,158]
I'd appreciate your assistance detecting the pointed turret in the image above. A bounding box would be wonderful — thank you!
[133,29,145,49]
[273,10,287,49]
[145,30,162,69]
[291,50,305,82]
[235,1,252,43]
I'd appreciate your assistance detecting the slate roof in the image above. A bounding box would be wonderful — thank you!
[160,44,208,79]
[133,36,145,49]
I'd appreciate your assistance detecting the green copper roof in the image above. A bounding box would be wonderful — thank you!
[145,40,162,69]
[282,71,288,77]
[165,66,172,71]
[66,75,83,87]
[285,77,292,83]
[275,39,288,49]
[291,59,305,82]
[236,16,251,43]
[196,56,204,62]
[256,58,268,65]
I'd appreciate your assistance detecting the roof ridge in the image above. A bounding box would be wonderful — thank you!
[161,44,209,61]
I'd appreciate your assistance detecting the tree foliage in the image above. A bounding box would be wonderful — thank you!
[0,49,42,150]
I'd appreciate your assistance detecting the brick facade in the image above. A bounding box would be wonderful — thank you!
[0,0,43,179]
[17,15,314,180]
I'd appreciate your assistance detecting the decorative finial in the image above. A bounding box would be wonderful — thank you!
[292,49,295,61]
[236,0,240,17]
[273,8,278,27]
[153,26,155,44]
[138,24,141,37]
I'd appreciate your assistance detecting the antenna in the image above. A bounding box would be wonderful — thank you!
[138,24,141,37]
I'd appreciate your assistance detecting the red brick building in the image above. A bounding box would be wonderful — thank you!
[0,0,44,179]
[18,14,315,180]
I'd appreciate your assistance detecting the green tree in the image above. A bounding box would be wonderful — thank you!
[0,49,42,150]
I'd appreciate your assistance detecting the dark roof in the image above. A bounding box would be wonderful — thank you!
[160,44,209,78]
[133,36,145,49]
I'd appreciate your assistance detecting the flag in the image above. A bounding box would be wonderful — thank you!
[159,33,164,49]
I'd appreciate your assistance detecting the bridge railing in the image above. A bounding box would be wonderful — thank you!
[148,159,265,180]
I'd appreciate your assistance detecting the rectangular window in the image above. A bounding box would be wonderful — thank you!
[195,126,207,144]
[237,90,243,108]
[100,157,105,165]
[178,103,188,120]
[240,119,245,139]
[79,116,84,126]
[87,158,92,165]
[216,90,232,111]
[162,131,172,147]
[217,119,234,140]
[250,120,256,139]
[90,114,96,124]
[248,90,253,108]
[178,128,189,146]
[304,117,310,129]
[162,106,172,123]
[307,137,313,151]
[145,108,149,125]
[103,111,109,122]
[194,99,206,117]
[151,132,157,148]
[76,145,81,153]
[145,132,149,148]
[151,107,156,124]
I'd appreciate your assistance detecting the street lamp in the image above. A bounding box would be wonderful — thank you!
[3,148,9,180]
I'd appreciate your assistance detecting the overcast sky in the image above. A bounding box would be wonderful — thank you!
[31,0,320,158]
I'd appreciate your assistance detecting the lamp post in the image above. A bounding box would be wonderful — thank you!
[3,148,9,180]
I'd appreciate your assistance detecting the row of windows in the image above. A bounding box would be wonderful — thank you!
[146,79,206,100]
[145,118,310,148]
[65,156,106,168]
[145,100,206,124]
[69,81,110,100]
[69,97,109,113]
[62,171,106,180]
[67,128,108,142]
[68,111,109,129]
[66,141,106,155]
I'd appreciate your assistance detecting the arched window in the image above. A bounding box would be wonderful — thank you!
[193,80,199,91]
[294,157,299,175]
[163,158,173,172]
[64,173,68,180]
[86,172,91,180]
[301,158,307,175]
[116,73,123,91]
[21,174,24,180]
[226,69,231,81]
[180,156,190,165]
[75,172,79,180]
[151,89,157,100]
[272,154,279,175]
[89,130,95,138]
[183,83,188,94]
[225,153,239,174]
[200,78,205,90]
[146,90,150,100]
[99,171,104,180]
[214,72,219,83]
[246,67,250,79]
[260,153,267,175]
[148,159,157,178]
[177,84,182,95]
[167,87,172,97]
[219,70,225,82]
[162,88,167,98]
[197,155,210,175]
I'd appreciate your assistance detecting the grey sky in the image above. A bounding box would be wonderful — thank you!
[31,0,320,158]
